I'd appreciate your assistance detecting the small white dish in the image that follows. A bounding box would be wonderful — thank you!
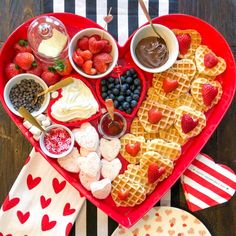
[68,28,119,79]
[3,73,50,117]
[39,124,75,158]
[130,24,179,73]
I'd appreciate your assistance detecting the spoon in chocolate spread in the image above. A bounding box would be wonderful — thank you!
[138,0,161,38]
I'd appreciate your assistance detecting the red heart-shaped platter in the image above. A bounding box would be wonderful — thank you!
[0,13,235,227]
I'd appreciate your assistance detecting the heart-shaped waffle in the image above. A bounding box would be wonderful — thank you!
[159,126,187,145]
[152,70,191,100]
[174,106,206,139]
[171,59,196,80]
[172,29,202,59]
[130,117,159,140]
[140,151,174,182]
[124,164,156,195]
[111,174,146,207]
[147,139,181,161]
[120,133,146,164]
[138,99,175,133]
[191,78,223,111]
[195,45,226,76]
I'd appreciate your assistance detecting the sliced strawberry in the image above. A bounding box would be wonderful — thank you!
[27,61,43,76]
[148,109,162,124]
[93,53,113,73]
[89,37,106,54]
[14,39,32,53]
[54,58,73,76]
[176,34,191,55]
[202,83,218,106]
[5,63,22,79]
[82,60,96,75]
[181,114,199,134]
[73,51,84,67]
[102,44,112,53]
[204,53,219,68]
[41,69,60,86]
[77,36,89,50]
[162,78,179,93]
[14,52,35,70]
[90,34,101,41]
[94,60,108,73]
[80,50,93,61]
[117,189,129,200]
[148,163,166,183]
[125,142,140,156]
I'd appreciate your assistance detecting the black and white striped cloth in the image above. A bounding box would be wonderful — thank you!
[42,1,179,235]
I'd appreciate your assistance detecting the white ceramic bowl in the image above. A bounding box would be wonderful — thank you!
[3,73,50,117]
[39,124,75,158]
[130,24,179,73]
[68,28,119,79]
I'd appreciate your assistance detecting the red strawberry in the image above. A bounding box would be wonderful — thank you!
[125,142,140,156]
[14,52,35,70]
[80,50,93,61]
[14,39,32,53]
[27,61,43,76]
[202,83,218,106]
[41,69,60,86]
[102,44,112,53]
[162,78,179,93]
[54,58,73,76]
[181,114,199,134]
[90,34,101,41]
[77,36,89,50]
[82,60,96,75]
[94,60,108,73]
[148,163,166,183]
[5,63,22,79]
[176,34,191,55]
[204,53,219,68]
[148,109,162,124]
[89,37,106,54]
[117,189,129,200]
[93,53,112,73]
[73,51,84,67]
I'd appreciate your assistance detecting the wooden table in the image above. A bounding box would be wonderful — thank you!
[0,1,235,235]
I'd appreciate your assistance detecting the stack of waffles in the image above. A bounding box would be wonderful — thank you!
[111,29,226,207]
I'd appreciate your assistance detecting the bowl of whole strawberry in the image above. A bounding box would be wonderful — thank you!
[68,28,118,79]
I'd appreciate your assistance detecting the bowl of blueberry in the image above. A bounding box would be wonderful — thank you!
[96,66,146,117]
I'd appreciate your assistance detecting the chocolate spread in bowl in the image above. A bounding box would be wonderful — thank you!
[135,36,169,68]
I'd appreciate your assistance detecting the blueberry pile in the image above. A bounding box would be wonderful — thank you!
[101,68,141,114]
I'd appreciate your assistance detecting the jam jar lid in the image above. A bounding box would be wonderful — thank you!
[27,16,69,64]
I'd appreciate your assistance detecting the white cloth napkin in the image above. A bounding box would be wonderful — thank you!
[0,149,85,236]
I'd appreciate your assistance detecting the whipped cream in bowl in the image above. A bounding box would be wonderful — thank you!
[48,76,100,125]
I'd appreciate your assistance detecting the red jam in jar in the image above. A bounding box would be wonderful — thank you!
[44,127,72,154]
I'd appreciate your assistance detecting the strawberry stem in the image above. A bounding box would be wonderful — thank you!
[18,39,28,46]
[54,60,65,72]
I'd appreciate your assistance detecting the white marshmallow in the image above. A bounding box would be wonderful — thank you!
[90,178,111,199]
[100,138,121,161]
[57,147,80,173]
[29,126,42,136]
[42,118,51,127]
[23,120,32,129]
[101,158,122,181]
[36,114,47,122]
[79,171,100,191]
[80,145,101,158]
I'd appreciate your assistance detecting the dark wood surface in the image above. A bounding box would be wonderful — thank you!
[0,1,235,235]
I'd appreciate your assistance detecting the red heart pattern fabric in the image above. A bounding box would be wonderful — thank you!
[0,149,85,236]
[181,153,236,211]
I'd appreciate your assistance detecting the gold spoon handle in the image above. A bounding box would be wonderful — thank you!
[105,99,115,121]
[37,77,74,97]
[18,107,45,132]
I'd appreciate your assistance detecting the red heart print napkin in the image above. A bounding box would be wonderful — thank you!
[0,149,85,236]
[181,153,236,211]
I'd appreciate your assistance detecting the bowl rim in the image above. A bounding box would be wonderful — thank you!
[3,73,50,117]
[130,23,179,73]
[68,27,119,79]
[39,124,75,158]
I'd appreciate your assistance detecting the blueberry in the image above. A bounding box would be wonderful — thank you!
[102,92,107,99]
[109,94,115,100]
[134,78,140,86]
[113,88,119,96]
[126,108,132,114]
[132,94,139,101]
[126,96,132,102]
[117,95,125,102]
[126,76,133,84]
[126,70,132,77]
[107,90,112,95]
[108,83,115,89]
[118,106,124,111]
[120,91,125,96]
[126,89,132,96]
[114,79,120,84]
[131,100,137,108]
[101,86,107,92]
[122,102,130,109]
[129,68,136,75]
[108,77,115,83]
[121,84,129,92]
[120,76,126,83]
[137,85,141,90]
[101,80,106,86]
[134,89,140,95]
[114,100,119,108]
[115,84,121,90]
[132,72,138,78]
[130,85,135,91]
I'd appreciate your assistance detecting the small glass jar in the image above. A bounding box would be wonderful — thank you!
[98,112,127,139]
[27,16,69,64]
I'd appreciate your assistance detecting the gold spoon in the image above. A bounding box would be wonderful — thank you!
[32,77,74,105]
[138,0,160,38]
[18,106,45,132]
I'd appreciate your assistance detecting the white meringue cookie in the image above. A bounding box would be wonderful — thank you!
[90,178,111,199]
[101,158,122,181]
